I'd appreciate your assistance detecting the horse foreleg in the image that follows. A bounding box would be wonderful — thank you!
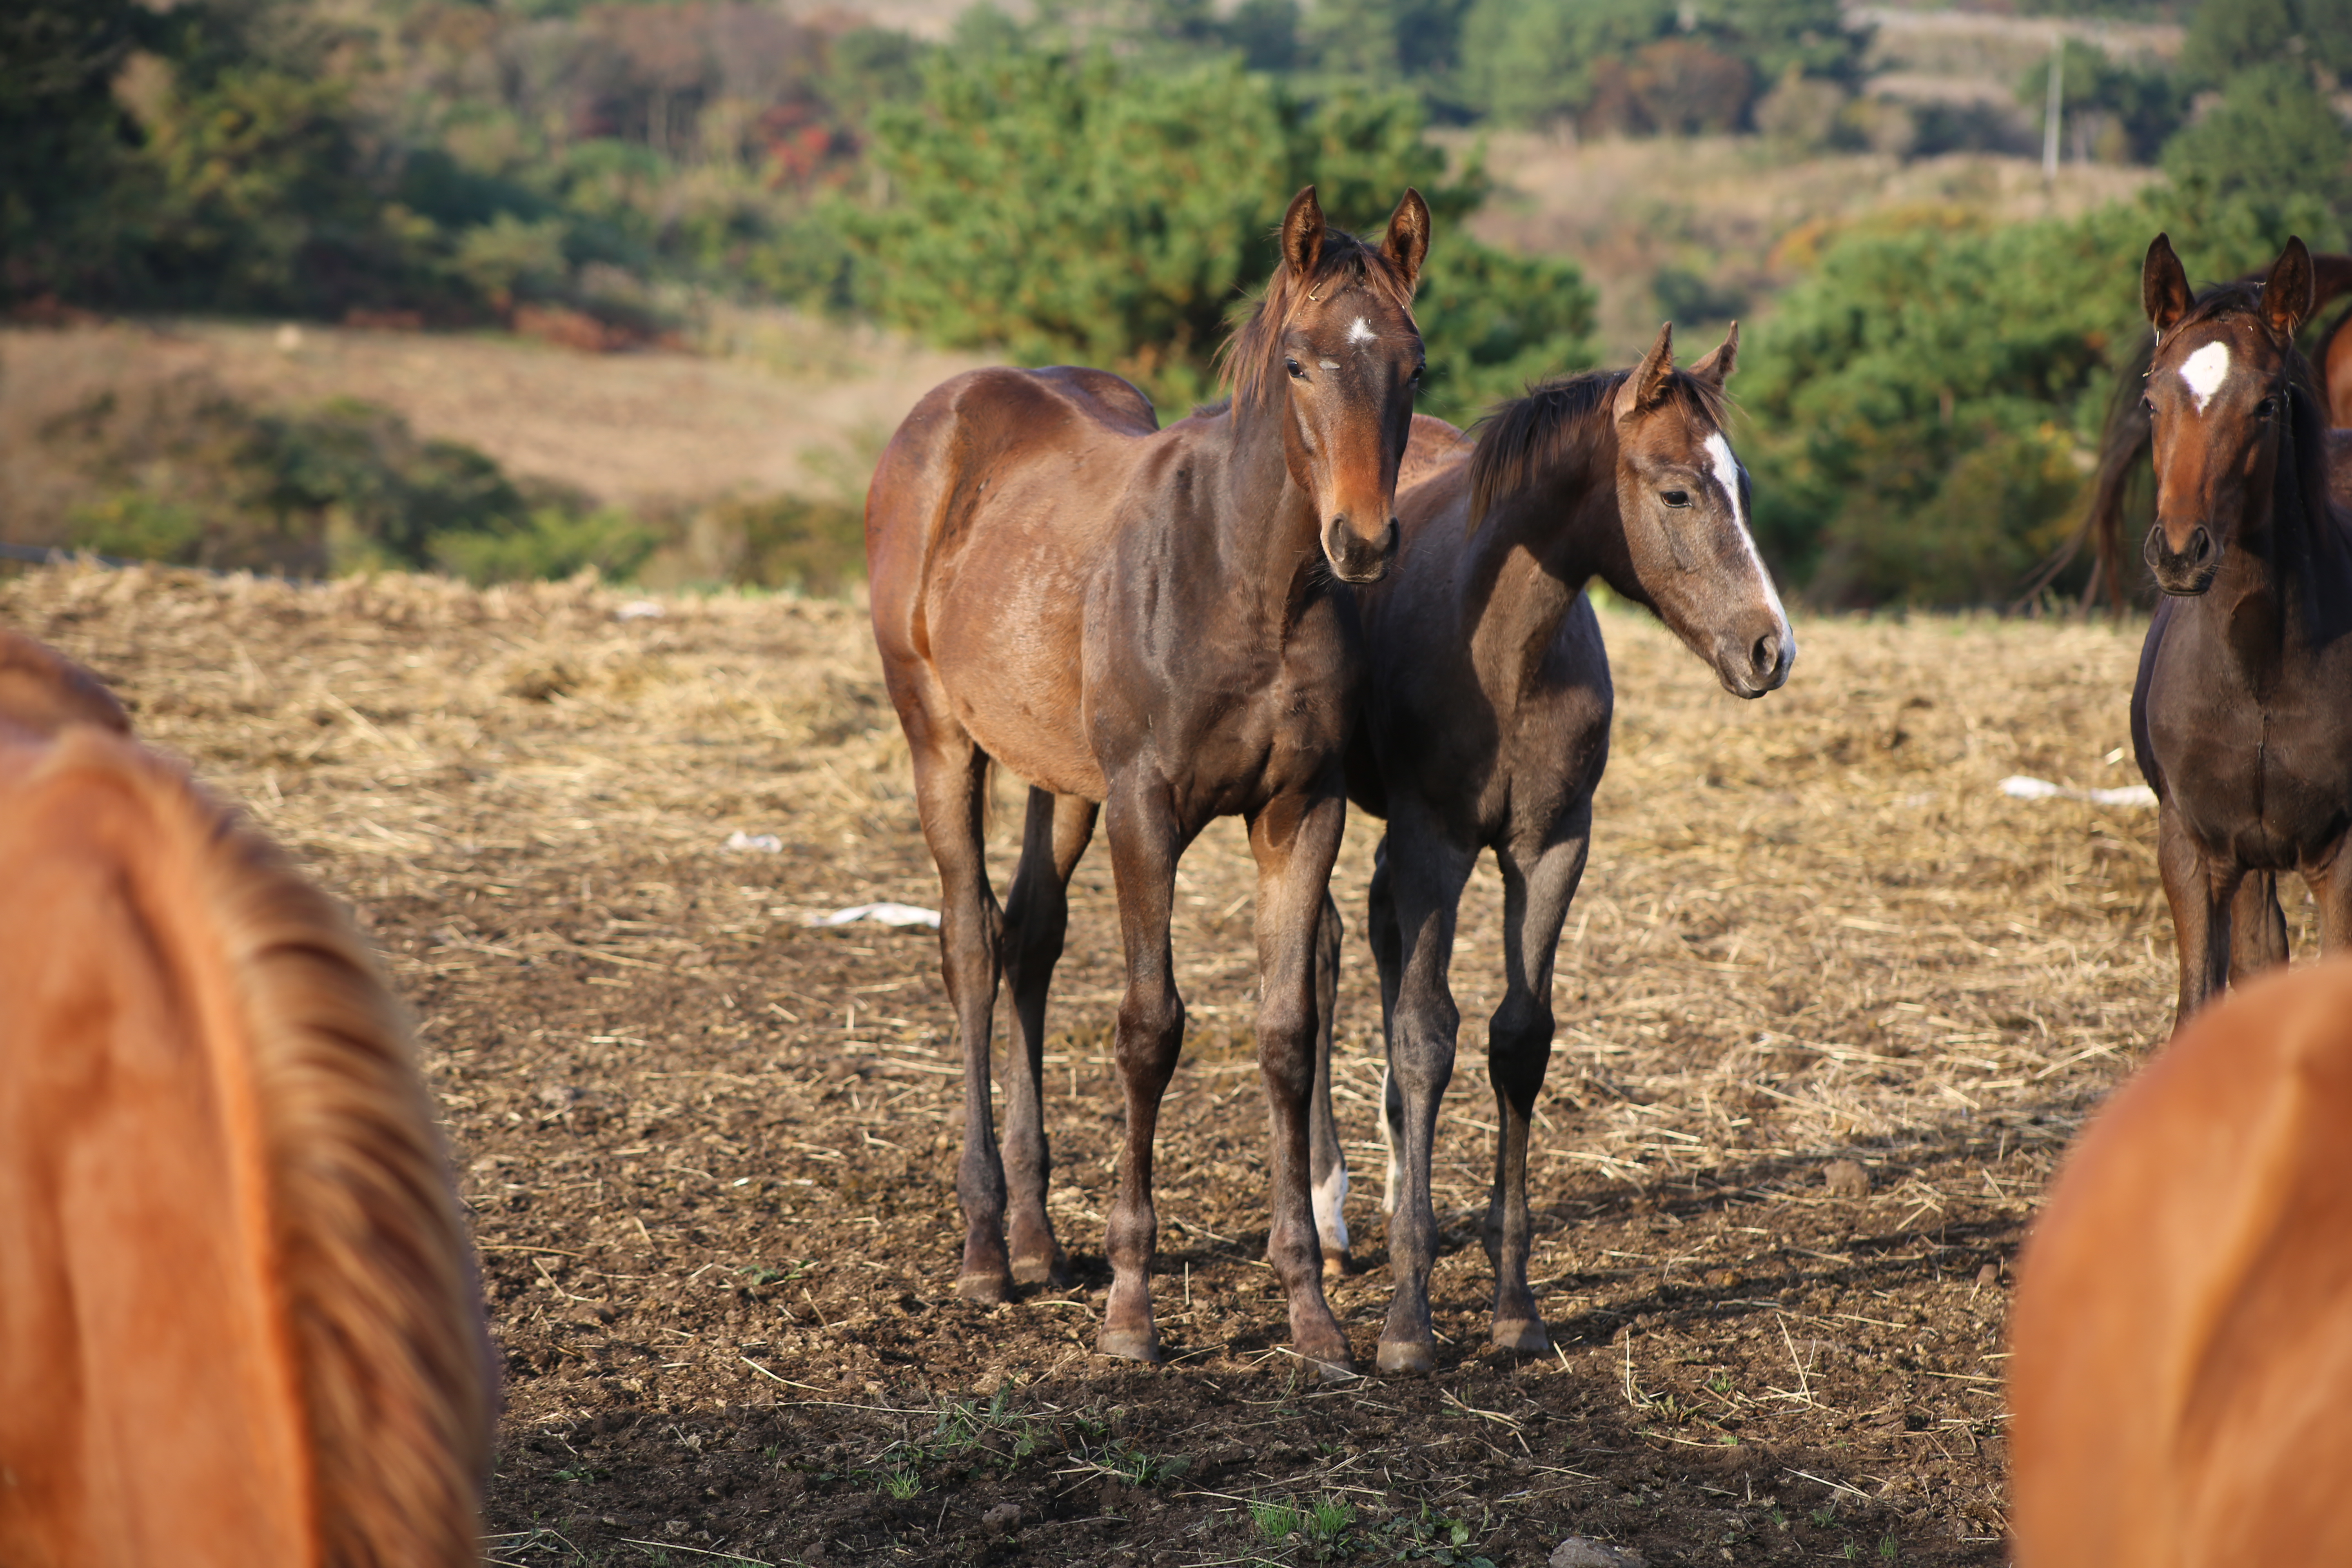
[1001,787,1097,1288]
[1098,782,1187,1363]
[1247,784,1355,1378]
[2228,872,2288,982]
[1372,807,1476,1375]
[907,730,1010,1301]
[1307,889,1352,1275]
[1485,815,1590,1357]
[2305,841,2352,959]
[2157,802,2236,1033]
[1366,837,1405,1218]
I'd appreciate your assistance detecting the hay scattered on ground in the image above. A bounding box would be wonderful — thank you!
[2,561,2200,1562]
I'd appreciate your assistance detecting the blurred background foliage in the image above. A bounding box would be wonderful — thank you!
[2,0,2347,603]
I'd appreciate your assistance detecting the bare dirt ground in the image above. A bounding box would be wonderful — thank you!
[4,562,2208,1567]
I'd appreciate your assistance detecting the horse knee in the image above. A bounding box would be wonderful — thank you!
[1117,988,1184,1074]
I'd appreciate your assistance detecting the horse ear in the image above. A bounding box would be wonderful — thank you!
[1617,323,1675,419]
[2264,235,2315,340]
[1381,188,1430,294]
[1282,186,1326,282]
[1688,321,1738,389]
[2143,233,2192,336]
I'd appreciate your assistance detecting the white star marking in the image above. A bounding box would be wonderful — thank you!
[2180,341,2231,413]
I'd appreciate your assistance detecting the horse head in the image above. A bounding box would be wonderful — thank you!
[1609,323,1793,698]
[1247,185,1429,584]
[2140,233,2315,597]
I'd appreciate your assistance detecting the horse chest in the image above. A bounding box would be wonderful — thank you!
[2146,640,2352,866]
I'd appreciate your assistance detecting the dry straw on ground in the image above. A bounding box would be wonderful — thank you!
[0,561,2200,1561]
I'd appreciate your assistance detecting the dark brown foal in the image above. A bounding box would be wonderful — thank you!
[1311,325,1793,1373]
[2132,234,2352,1027]
[866,187,1431,1376]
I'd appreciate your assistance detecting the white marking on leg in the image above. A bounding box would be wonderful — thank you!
[1314,1161,1350,1254]
[1348,316,1375,344]
[1702,430,1792,641]
[1380,1062,1401,1216]
[2180,340,2231,413]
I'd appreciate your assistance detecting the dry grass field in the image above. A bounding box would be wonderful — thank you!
[0,560,2220,1565]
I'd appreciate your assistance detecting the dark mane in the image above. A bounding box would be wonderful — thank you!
[1221,225,1419,408]
[1466,368,1730,527]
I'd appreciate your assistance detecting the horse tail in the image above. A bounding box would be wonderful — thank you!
[0,637,492,1568]
[2017,329,2156,612]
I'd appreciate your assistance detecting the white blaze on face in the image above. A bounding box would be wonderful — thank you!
[2180,340,2232,413]
[1348,316,1376,345]
[1702,429,1793,633]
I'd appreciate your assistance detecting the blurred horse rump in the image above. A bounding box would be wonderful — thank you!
[2009,957,2352,1566]
[0,631,493,1568]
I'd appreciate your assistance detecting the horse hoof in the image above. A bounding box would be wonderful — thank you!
[956,1270,1014,1305]
[1376,1338,1437,1375]
[1010,1253,1063,1288]
[1321,1249,1353,1279]
[1097,1327,1163,1363]
[1308,1352,1359,1382]
[1491,1319,1550,1355]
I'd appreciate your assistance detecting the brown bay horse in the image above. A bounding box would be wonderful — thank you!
[2064,249,2352,608]
[2009,956,2352,1566]
[2126,235,2352,1027]
[866,187,1431,1375]
[1310,326,1794,1373]
[0,631,494,1567]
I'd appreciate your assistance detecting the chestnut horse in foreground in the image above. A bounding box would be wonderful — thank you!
[2119,236,2352,1027]
[0,631,493,1567]
[867,187,1430,1375]
[2009,958,2352,1566]
[1306,325,1794,1372]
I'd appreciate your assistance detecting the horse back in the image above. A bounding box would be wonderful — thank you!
[866,366,1167,795]
[2009,957,2352,1566]
[0,644,491,1568]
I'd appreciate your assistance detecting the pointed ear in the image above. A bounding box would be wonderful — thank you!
[1688,320,1738,389]
[1616,323,1675,419]
[2264,235,2315,340]
[1381,187,1430,295]
[1282,185,1326,282]
[2143,233,2192,336]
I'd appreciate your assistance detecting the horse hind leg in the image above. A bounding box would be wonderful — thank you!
[1000,787,1096,1288]
[906,725,1013,1302]
[1307,889,1353,1276]
[1366,838,1406,1219]
[1484,823,1590,1357]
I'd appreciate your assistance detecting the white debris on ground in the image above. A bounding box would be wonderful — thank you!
[2000,775,2158,808]
[721,831,782,852]
[615,599,666,621]
[806,902,941,929]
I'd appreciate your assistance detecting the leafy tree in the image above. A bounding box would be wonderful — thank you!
[2183,0,2352,88]
[2160,62,2352,249]
[2016,40,2187,165]
[840,41,1591,416]
[0,0,143,301]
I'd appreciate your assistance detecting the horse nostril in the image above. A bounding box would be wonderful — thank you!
[2186,527,2212,565]
[1752,632,1781,677]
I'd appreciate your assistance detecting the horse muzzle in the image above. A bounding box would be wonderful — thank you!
[1716,624,1793,699]
[1323,514,1398,585]
[2145,523,2219,597]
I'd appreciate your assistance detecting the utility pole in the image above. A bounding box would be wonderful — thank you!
[2043,33,2064,188]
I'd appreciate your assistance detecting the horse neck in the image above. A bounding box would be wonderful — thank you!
[2206,404,2352,666]
[1458,413,1630,690]
[1216,393,1329,624]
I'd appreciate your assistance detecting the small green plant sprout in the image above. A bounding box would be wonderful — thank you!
[1706,1372,1735,1397]
[1813,1505,1840,1529]
[1880,1533,1901,1559]
[878,1464,921,1500]
[1252,1497,1305,1541]
[1303,1494,1355,1543]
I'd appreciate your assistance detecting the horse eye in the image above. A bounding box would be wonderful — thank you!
[2142,396,2156,416]
[1286,358,1307,380]
[1662,490,1691,508]
[1408,363,1424,384]
[2256,395,2279,419]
